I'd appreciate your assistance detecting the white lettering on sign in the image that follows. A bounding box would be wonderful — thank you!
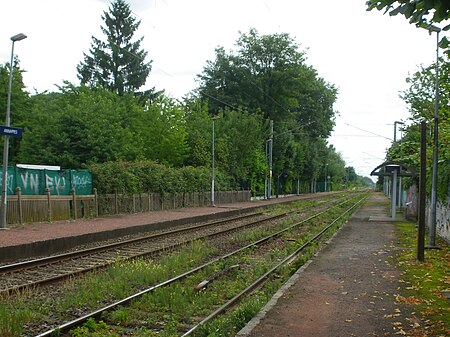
[45,174,67,195]
[72,175,91,189]
[20,172,40,194]
[4,129,18,135]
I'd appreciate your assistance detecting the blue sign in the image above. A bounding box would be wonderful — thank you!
[0,126,22,137]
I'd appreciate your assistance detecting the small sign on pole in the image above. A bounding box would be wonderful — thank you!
[0,126,22,137]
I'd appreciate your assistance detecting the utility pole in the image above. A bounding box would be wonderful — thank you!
[429,27,440,247]
[211,116,219,206]
[418,120,427,261]
[268,120,273,199]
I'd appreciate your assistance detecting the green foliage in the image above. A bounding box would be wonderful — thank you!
[366,0,450,56]
[387,55,450,200]
[141,95,189,166]
[18,85,189,169]
[198,29,337,138]
[77,0,152,96]
[89,160,232,194]
[0,60,31,164]
[366,0,450,27]
[196,29,340,192]
[5,27,347,196]
[69,318,118,337]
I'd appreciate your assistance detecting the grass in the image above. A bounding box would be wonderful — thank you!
[0,241,216,336]
[0,192,364,336]
[395,221,450,336]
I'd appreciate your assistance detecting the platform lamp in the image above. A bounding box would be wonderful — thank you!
[0,33,27,229]
[423,24,440,247]
[211,115,220,206]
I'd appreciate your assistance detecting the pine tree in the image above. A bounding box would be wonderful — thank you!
[77,0,152,96]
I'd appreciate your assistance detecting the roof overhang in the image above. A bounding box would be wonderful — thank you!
[370,161,416,177]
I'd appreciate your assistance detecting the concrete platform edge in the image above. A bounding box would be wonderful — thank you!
[0,207,254,262]
[236,219,348,336]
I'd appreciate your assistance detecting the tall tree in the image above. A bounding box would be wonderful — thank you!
[196,29,338,192]
[0,60,30,164]
[197,29,337,139]
[77,0,152,96]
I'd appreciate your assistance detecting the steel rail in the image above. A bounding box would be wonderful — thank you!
[181,193,368,336]
[0,212,263,273]
[6,194,355,295]
[1,212,277,295]
[2,192,348,274]
[34,192,365,337]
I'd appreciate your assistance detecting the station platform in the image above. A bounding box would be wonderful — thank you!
[237,192,414,337]
[0,194,309,262]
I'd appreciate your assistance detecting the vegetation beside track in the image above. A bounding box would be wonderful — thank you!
[394,222,450,337]
[0,192,366,336]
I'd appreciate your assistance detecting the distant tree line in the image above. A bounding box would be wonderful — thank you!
[0,0,371,195]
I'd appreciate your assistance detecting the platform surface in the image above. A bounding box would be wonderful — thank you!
[237,192,413,337]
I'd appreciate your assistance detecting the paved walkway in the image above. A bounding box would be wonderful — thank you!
[237,192,413,337]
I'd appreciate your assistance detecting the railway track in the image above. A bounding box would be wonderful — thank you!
[0,193,349,295]
[0,212,272,295]
[27,191,367,337]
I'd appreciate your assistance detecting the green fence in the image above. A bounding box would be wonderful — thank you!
[0,167,92,195]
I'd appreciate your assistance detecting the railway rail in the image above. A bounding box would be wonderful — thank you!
[0,193,353,296]
[30,191,367,337]
[0,212,268,294]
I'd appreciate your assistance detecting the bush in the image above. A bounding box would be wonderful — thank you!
[89,160,232,194]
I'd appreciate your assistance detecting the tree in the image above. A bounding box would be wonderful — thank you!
[386,55,450,199]
[0,59,30,164]
[366,0,450,27]
[77,0,152,96]
[197,29,337,139]
[18,84,131,168]
[196,29,338,192]
[366,1,450,55]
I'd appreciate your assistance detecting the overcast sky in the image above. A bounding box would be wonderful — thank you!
[0,0,445,179]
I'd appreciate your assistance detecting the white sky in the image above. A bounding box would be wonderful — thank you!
[0,0,445,179]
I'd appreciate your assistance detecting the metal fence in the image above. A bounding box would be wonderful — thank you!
[6,188,252,225]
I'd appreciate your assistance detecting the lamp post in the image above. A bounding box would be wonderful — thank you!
[211,115,220,206]
[394,121,404,209]
[426,24,440,247]
[0,33,27,229]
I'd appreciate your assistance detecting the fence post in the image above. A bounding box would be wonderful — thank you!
[114,190,119,214]
[16,187,23,225]
[93,188,99,217]
[133,193,136,213]
[46,187,52,222]
[71,188,77,220]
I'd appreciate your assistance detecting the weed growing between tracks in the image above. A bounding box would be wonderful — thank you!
[0,242,216,336]
[93,194,362,336]
[395,222,450,336]
[0,192,364,337]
